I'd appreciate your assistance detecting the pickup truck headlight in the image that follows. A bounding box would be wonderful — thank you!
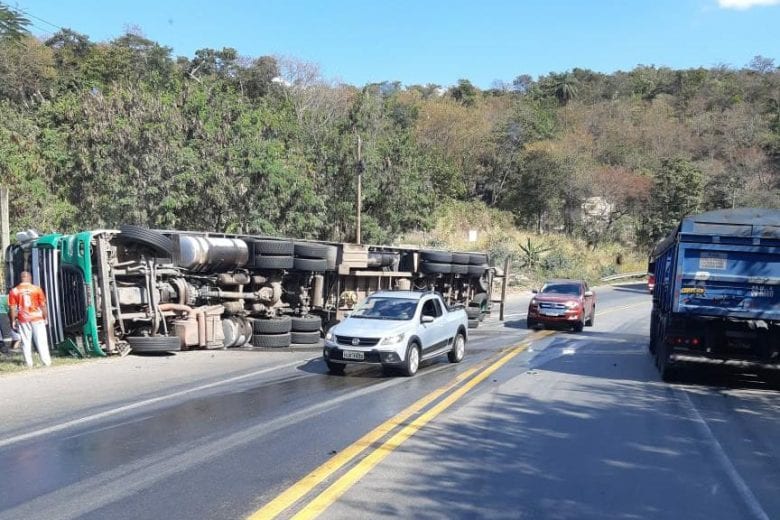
[380,333,405,345]
[325,331,334,341]
[565,301,580,309]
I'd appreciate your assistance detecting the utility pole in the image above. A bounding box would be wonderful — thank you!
[1,186,9,292]
[356,135,363,245]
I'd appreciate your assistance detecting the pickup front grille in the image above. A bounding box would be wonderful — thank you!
[539,302,567,310]
[335,335,380,347]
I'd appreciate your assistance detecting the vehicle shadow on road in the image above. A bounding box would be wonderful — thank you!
[530,331,780,391]
[331,360,758,519]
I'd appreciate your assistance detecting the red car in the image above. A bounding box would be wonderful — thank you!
[527,279,596,332]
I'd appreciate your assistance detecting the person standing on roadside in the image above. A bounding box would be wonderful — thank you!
[8,272,51,368]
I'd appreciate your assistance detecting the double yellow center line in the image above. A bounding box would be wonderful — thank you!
[250,331,553,519]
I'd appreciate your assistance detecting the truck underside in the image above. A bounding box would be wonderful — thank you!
[5,226,498,356]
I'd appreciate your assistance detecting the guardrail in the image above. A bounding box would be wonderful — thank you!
[600,271,647,282]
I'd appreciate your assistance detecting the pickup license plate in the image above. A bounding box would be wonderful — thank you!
[342,350,365,360]
[542,310,564,316]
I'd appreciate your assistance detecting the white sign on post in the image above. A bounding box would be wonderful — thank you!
[468,229,478,242]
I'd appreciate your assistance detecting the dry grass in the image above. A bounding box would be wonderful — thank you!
[397,201,645,288]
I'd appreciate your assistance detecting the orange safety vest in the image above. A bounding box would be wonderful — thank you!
[9,282,46,324]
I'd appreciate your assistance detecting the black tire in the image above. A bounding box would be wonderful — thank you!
[466,307,481,319]
[573,320,584,333]
[291,331,320,344]
[527,318,537,330]
[448,333,466,363]
[251,239,294,256]
[294,242,330,259]
[468,318,479,329]
[420,250,452,263]
[420,261,452,274]
[469,253,488,265]
[451,264,469,275]
[400,342,421,377]
[252,255,294,269]
[468,264,489,276]
[291,315,322,332]
[326,359,346,375]
[126,335,181,353]
[118,225,174,257]
[294,257,328,271]
[251,333,292,348]
[324,246,338,270]
[252,317,292,334]
[451,252,470,265]
[586,308,595,327]
[657,341,676,382]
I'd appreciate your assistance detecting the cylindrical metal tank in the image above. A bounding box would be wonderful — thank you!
[222,317,252,347]
[174,235,249,272]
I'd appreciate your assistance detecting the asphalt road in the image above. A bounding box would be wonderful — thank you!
[2,283,779,520]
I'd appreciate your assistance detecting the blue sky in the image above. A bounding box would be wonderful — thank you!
[12,0,780,88]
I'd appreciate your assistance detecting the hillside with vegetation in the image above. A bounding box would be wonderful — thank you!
[1,4,778,273]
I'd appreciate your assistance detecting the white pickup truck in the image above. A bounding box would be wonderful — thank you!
[323,290,469,376]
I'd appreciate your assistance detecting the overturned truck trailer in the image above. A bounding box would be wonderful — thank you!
[4,226,499,355]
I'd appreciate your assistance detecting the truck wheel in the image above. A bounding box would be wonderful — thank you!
[420,262,452,274]
[251,239,294,256]
[468,264,488,276]
[573,320,584,333]
[326,360,345,375]
[117,225,174,257]
[251,333,292,348]
[451,252,470,265]
[126,335,181,353]
[468,253,488,265]
[400,342,420,377]
[420,250,452,263]
[656,341,676,382]
[527,318,537,330]
[252,317,292,334]
[293,258,328,272]
[291,331,320,344]
[252,255,294,269]
[586,309,595,327]
[451,264,470,275]
[294,242,330,259]
[291,315,322,332]
[448,333,465,363]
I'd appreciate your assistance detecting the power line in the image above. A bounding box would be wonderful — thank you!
[14,5,65,32]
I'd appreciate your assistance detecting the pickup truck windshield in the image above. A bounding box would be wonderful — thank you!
[541,283,581,296]
[352,297,418,320]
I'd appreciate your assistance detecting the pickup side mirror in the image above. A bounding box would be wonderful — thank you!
[421,315,435,324]
[532,289,539,294]
[584,291,593,298]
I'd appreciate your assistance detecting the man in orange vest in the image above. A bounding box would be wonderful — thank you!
[8,271,51,368]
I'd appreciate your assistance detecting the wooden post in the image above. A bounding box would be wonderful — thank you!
[0,187,8,293]
[499,256,510,321]
[356,135,362,245]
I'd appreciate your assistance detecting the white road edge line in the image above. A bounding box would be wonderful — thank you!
[676,388,770,520]
[0,357,317,449]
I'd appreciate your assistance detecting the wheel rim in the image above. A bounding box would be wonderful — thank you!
[455,336,465,360]
[409,347,419,373]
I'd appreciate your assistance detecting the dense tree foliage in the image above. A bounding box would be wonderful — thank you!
[0,7,778,250]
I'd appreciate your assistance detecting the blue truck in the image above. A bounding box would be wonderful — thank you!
[649,208,780,380]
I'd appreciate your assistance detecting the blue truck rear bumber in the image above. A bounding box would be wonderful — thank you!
[675,242,780,320]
